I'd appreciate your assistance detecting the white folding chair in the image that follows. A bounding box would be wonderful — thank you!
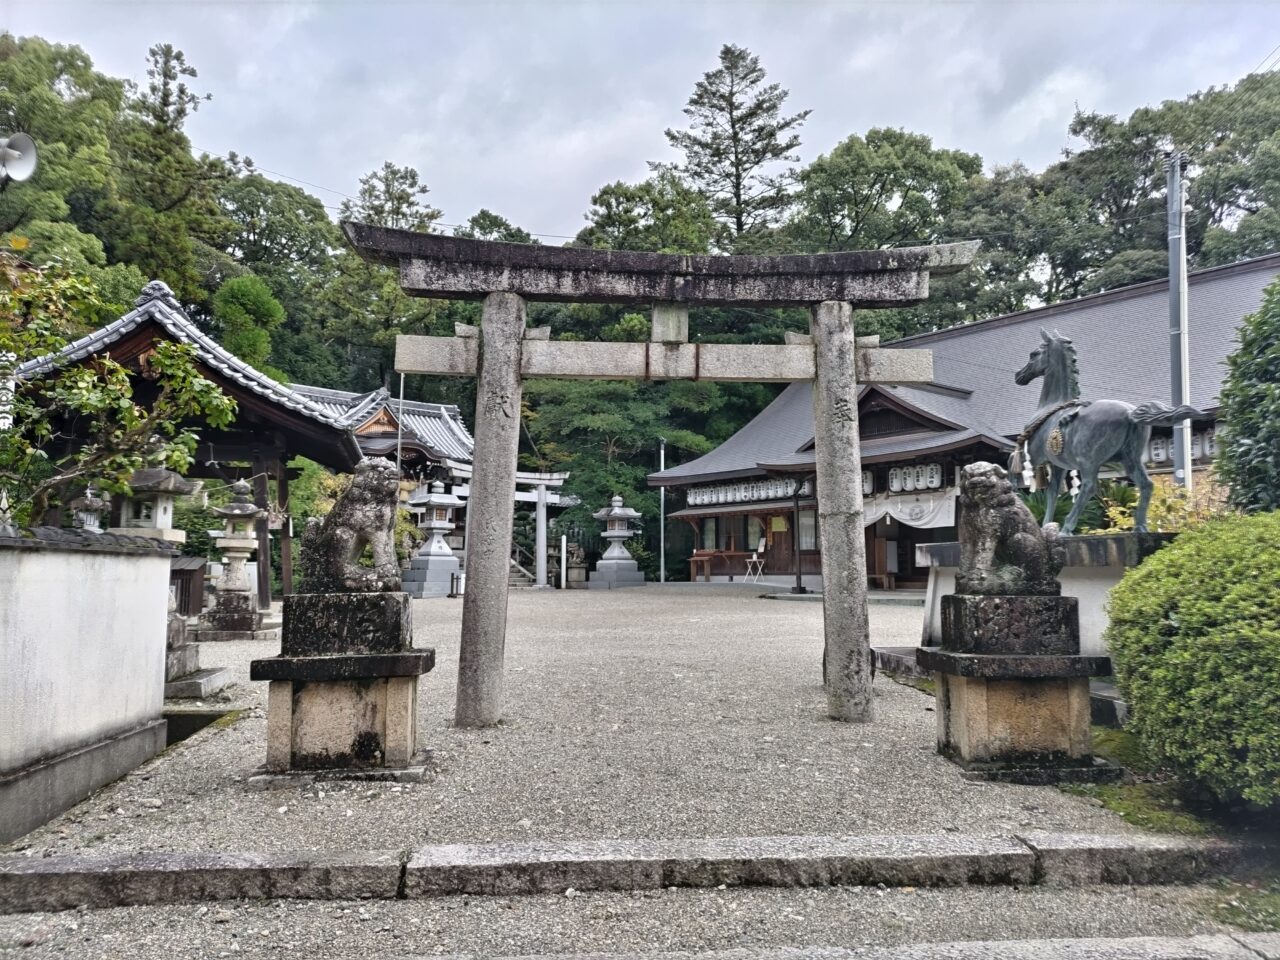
[744,537,766,583]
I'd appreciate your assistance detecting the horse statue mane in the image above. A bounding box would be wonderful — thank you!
[1011,327,1208,535]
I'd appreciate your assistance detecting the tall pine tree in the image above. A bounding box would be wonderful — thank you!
[659,44,809,251]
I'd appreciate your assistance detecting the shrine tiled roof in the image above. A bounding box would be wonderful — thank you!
[288,384,475,463]
[651,252,1280,488]
[19,281,352,433]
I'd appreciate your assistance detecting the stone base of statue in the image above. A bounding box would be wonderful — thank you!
[919,594,1118,784]
[588,556,645,589]
[249,592,434,775]
[401,552,460,599]
[565,563,588,589]
[164,612,234,699]
[192,590,281,643]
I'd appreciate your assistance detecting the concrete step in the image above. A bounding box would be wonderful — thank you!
[409,934,1280,960]
[0,831,1246,912]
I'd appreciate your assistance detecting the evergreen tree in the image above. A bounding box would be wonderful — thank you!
[659,44,809,250]
[211,274,284,372]
[1217,277,1280,512]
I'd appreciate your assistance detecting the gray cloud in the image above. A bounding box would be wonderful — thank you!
[3,0,1276,239]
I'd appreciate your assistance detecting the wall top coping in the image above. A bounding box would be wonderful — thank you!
[0,526,179,558]
[918,532,1176,570]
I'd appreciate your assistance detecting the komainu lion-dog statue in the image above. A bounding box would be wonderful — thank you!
[298,457,401,593]
[956,462,1065,597]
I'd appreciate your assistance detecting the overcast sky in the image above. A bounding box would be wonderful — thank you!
[5,1,1279,240]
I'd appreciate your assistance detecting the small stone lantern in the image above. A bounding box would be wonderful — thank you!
[69,486,109,534]
[194,480,278,642]
[402,481,463,598]
[588,494,645,589]
[109,467,199,544]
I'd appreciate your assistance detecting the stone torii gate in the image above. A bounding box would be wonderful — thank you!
[344,224,978,728]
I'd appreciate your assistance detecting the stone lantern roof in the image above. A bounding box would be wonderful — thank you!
[128,467,201,497]
[408,480,463,511]
[593,495,641,523]
[211,480,264,520]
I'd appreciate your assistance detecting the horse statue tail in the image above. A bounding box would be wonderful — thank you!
[1128,401,1208,425]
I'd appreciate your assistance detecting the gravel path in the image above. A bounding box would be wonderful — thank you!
[0,884,1235,959]
[3,585,1132,856]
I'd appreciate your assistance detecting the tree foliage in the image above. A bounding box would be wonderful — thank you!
[0,252,235,523]
[660,43,809,249]
[1217,277,1280,511]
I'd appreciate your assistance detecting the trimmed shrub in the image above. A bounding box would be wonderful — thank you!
[1105,512,1280,807]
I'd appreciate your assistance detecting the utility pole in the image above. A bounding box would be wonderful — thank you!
[658,437,666,583]
[1165,150,1194,492]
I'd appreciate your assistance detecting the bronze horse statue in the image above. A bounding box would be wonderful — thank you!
[1011,329,1205,535]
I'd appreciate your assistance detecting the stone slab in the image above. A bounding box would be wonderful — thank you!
[1018,832,1244,886]
[249,651,435,682]
[961,761,1124,785]
[0,849,404,911]
[0,720,167,844]
[919,648,1111,679]
[191,627,280,643]
[414,937,1264,959]
[941,594,1080,656]
[282,591,413,656]
[245,757,433,790]
[164,643,199,681]
[164,666,235,699]
[404,834,1035,897]
[1238,934,1280,959]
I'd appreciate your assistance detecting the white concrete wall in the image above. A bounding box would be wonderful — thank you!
[0,546,170,773]
[922,564,1118,658]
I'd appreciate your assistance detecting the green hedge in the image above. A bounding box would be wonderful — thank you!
[1105,512,1280,808]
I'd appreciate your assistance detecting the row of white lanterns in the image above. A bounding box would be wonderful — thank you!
[687,463,947,506]
[1146,429,1216,464]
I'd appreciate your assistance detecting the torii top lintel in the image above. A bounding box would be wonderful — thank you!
[342,223,981,309]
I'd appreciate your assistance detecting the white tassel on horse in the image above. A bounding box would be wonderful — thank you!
[1021,442,1036,491]
[1069,469,1081,501]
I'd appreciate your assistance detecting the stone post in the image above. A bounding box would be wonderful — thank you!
[456,292,526,727]
[810,301,873,722]
[535,483,548,587]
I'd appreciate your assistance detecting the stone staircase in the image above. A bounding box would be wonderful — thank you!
[508,558,536,588]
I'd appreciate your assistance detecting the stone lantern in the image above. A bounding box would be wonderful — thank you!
[194,480,279,642]
[109,467,199,544]
[402,481,463,598]
[68,486,109,534]
[588,494,645,589]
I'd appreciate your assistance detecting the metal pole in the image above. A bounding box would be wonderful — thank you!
[659,437,666,583]
[396,372,405,473]
[535,483,548,587]
[1166,151,1194,492]
[791,478,807,595]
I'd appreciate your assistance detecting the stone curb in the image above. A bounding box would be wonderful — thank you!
[0,832,1246,913]
[399,934,1280,959]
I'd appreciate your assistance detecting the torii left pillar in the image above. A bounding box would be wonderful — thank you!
[343,224,979,727]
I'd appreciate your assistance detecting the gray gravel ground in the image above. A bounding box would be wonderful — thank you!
[3,585,1132,856]
[0,883,1239,959]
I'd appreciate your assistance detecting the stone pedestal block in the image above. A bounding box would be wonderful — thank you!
[251,592,434,774]
[935,674,1092,766]
[565,565,588,589]
[401,554,460,599]
[262,676,421,771]
[941,594,1079,655]
[203,591,263,632]
[587,557,645,589]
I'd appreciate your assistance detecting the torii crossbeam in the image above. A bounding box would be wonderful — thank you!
[344,224,979,727]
